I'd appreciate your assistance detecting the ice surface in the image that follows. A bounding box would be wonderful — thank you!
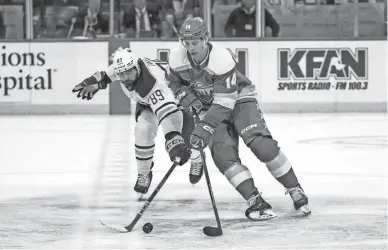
[0,114,387,249]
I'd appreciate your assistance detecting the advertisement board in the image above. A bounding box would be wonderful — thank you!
[259,40,387,112]
[0,42,109,106]
[129,40,386,113]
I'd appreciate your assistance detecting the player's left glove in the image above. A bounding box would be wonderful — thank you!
[190,121,215,150]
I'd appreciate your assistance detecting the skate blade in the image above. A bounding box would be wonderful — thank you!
[248,211,277,221]
[300,205,311,215]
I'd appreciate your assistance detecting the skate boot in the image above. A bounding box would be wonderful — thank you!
[189,154,204,184]
[134,162,153,198]
[245,192,277,221]
[285,184,311,215]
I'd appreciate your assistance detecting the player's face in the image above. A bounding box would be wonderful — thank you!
[182,38,207,59]
[117,67,138,89]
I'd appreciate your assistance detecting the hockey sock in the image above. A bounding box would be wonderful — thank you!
[224,163,258,200]
[276,168,299,189]
[265,151,298,189]
[236,179,259,201]
[135,144,155,175]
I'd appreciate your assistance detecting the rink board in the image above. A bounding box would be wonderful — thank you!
[0,41,109,115]
[128,40,387,113]
[0,39,386,114]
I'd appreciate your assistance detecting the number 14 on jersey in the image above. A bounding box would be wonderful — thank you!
[226,72,237,89]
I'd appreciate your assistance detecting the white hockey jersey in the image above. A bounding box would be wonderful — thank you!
[105,57,182,136]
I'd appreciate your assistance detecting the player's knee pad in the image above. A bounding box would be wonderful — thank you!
[248,136,279,162]
[135,109,158,145]
[223,163,253,189]
[210,141,239,173]
[249,136,291,178]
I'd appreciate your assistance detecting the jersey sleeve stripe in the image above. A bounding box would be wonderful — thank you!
[158,109,181,125]
[154,102,176,116]
[213,92,237,109]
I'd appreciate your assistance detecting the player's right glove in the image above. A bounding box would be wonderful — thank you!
[165,132,191,165]
[175,86,202,116]
[72,71,109,100]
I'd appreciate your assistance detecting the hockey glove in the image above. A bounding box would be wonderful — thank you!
[190,121,215,150]
[72,72,109,100]
[175,86,202,116]
[72,83,99,100]
[165,132,191,165]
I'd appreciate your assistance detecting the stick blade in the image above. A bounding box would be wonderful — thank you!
[99,220,129,233]
[203,226,222,237]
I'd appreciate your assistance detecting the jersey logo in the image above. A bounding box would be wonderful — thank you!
[191,81,213,97]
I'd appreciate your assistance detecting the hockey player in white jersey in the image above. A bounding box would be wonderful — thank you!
[72,48,204,197]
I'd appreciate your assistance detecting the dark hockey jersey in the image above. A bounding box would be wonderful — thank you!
[167,42,257,127]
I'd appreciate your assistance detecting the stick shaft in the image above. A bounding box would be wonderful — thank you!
[125,161,179,231]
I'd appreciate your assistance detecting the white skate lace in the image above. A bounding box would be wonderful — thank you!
[190,160,202,176]
[138,174,150,187]
[285,187,305,202]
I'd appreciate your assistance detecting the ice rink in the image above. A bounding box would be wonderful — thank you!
[0,113,387,249]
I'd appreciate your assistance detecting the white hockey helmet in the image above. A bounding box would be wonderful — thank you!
[112,48,140,89]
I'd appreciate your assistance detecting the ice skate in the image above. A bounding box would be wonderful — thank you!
[245,192,277,221]
[189,154,204,185]
[285,184,311,215]
[134,163,153,200]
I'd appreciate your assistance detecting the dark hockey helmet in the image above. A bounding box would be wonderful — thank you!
[178,17,209,41]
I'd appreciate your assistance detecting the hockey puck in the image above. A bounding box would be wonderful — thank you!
[143,222,153,233]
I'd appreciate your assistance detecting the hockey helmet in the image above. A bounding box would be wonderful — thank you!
[178,17,209,41]
[112,48,140,89]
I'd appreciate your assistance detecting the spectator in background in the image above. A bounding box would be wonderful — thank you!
[123,0,162,38]
[225,0,280,37]
[264,8,279,37]
[225,0,256,37]
[82,7,108,38]
[160,0,201,38]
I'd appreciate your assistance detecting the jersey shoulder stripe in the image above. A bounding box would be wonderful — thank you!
[207,44,236,75]
[168,47,191,72]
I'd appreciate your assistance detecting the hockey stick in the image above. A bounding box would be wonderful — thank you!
[100,159,180,233]
[193,112,223,237]
[199,149,223,237]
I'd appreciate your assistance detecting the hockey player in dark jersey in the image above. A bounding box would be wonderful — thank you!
[71,48,203,197]
[167,17,311,220]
